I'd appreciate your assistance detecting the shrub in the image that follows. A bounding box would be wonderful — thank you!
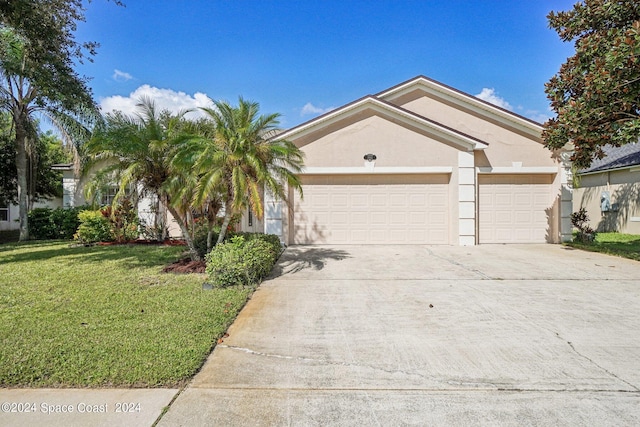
[28,208,56,240]
[75,210,113,244]
[28,207,84,240]
[571,208,597,243]
[101,199,139,243]
[234,232,282,258]
[205,234,281,288]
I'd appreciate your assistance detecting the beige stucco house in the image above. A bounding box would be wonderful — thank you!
[257,76,573,245]
[573,143,640,234]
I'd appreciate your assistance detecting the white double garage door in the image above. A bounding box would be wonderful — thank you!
[293,174,553,245]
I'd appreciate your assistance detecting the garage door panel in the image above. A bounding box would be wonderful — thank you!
[294,174,449,244]
[370,194,387,207]
[331,211,348,225]
[410,194,427,207]
[370,212,387,224]
[479,174,553,244]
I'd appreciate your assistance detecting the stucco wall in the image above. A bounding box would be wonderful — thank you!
[0,199,63,231]
[574,169,640,234]
[394,91,557,169]
[298,112,459,168]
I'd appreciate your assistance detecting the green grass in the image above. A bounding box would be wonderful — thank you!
[0,241,253,388]
[567,232,640,261]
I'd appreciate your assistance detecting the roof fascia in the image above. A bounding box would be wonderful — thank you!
[578,164,640,176]
[377,76,543,138]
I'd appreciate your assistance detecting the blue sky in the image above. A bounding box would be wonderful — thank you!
[75,0,577,127]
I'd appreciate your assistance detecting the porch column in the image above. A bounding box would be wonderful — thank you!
[264,189,284,243]
[458,150,476,245]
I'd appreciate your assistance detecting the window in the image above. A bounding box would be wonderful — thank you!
[0,203,8,222]
[101,187,119,206]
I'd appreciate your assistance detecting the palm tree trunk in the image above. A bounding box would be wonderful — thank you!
[159,193,169,241]
[206,227,214,252]
[15,121,29,241]
[167,205,201,261]
[216,204,234,245]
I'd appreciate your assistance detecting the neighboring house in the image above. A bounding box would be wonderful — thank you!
[573,143,640,234]
[0,199,62,231]
[0,165,64,231]
[254,76,572,245]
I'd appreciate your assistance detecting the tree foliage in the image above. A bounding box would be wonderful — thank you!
[193,98,304,245]
[0,1,107,240]
[543,0,640,168]
[0,113,70,207]
[85,98,201,256]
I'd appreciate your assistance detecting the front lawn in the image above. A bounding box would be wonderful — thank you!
[567,232,640,261]
[0,241,253,387]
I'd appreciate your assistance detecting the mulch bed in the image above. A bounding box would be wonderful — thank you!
[163,258,206,274]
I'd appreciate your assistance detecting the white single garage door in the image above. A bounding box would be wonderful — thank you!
[293,174,449,244]
[478,174,554,243]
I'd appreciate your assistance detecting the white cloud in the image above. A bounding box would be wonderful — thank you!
[301,102,334,116]
[524,110,552,124]
[475,88,513,111]
[99,85,215,119]
[112,69,133,82]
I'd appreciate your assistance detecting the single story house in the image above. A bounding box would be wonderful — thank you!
[18,75,573,245]
[258,76,573,245]
[573,143,640,234]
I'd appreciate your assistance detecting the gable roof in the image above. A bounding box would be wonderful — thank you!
[580,143,640,174]
[278,75,544,153]
[376,75,544,137]
[277,94,489,151]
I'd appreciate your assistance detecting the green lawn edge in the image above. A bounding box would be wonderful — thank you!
[564,232,640,261]
[0,241,257,388]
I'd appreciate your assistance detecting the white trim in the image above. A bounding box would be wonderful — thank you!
[378,77,543,138]
[579,165,640,175]
[476,166,558,174]
[300,166,453,175]
[278,97,489,151]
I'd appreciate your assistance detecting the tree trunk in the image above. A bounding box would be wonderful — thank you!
[14,120,29,241]
[216,204,234,245]
[167,205,201,261]
[159,193,169,241]
[206,227,214,252]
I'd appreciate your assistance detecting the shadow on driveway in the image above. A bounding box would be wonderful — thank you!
[269,246,351,277]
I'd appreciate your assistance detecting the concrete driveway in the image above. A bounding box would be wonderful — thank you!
[160,244,640,426]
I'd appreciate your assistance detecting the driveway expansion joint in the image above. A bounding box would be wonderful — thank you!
[218,345,442,382]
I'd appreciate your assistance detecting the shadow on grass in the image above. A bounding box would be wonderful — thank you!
[0,230,19,245]
[0,241,185,270]
[269,246,351,277]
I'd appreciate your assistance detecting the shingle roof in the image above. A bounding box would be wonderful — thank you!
[580,143,640,174]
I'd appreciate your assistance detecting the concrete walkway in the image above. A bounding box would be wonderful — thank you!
[158,244,640,426]
[2,245,639,426]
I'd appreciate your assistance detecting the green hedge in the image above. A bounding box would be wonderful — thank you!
[205,233,282,288]
[28,207,85,240]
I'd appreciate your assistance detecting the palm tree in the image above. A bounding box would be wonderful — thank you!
[0,28,95,240]
[85,97,201,258]
[194,97,305,244]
